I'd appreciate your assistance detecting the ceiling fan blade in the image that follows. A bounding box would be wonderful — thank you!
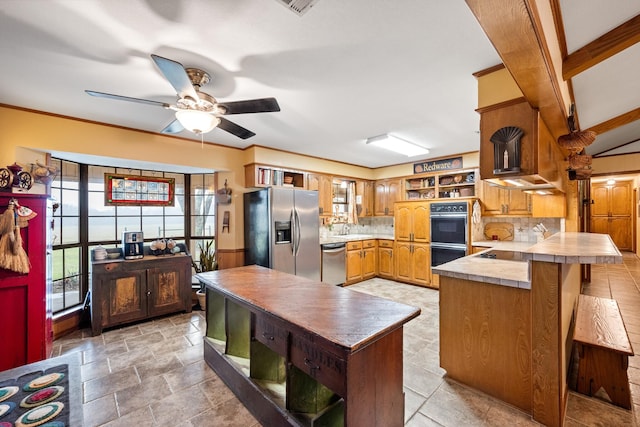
[219,98,280,115]
[150,54,200,101]
[161,119,184,134]
[218,117,256,139]
[85,90,171,109]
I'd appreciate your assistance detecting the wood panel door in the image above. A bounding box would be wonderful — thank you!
[394,242,412,283]
[412,244,431,286]
[412,204,430,242]
[591,181,632,250]
[307,173,333,216]
[394,204,412,241]
[147,262,188,317]
[103,270,147,328]
[378,246,394,279]
[346,249,363,284]
[362,247,376,280]
[356,180,374,217]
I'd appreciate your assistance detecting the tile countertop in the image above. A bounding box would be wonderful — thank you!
[434,232,623,290]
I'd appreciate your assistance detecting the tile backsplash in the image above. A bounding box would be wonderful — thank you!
[320,216,394,238]
[473,216,563,243]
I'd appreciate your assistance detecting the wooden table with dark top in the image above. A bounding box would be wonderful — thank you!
[197,265,421,427]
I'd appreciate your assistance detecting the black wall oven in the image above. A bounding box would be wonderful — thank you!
[430,201,469,267]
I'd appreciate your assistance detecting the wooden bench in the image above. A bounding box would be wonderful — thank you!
[573,294,634,409]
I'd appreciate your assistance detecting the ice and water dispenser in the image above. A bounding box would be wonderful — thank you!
[274,221,291,244]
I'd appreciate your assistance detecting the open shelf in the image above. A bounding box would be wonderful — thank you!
[245,164,306,188]
[204,288,344,427]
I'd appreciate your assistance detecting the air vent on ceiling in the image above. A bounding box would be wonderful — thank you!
[276,0,318,16]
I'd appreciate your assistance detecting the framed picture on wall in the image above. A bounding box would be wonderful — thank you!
[104,173,175,206]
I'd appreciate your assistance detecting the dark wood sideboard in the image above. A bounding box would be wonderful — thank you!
[91,254,192,335]
[197,265,420,427]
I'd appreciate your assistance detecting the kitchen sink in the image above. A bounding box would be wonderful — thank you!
[477,250,524,261]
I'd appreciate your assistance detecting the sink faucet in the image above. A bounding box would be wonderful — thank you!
[341,223,350,235]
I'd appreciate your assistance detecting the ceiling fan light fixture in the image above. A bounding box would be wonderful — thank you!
[175,109,220,134]
[366,134,429,157]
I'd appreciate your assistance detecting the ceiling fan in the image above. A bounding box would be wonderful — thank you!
[86,54,280,139]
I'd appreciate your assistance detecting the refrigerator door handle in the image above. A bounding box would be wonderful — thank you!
[294,209,302,256]
[289,209,295,254]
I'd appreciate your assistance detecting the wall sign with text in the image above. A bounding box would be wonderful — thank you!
[104,173,175,206]
[413,157,463,174]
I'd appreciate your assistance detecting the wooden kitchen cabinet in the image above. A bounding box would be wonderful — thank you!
[0,194,52,371]
[374,178,401,216]
[362,242,376,280]
[307,173,333,216]
[480,181,531,216]
[91,255,192,335]
[345,240,376,285]
[394,201,430,242]
[590,181,632,250]
[355,179,374,217]
[395,242,430,287]
[394,201,431,287]
[378,240,394,279]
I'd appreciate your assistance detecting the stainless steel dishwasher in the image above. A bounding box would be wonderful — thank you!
[321,242,346,285]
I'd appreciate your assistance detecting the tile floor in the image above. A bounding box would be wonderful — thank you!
[52,252,640,426]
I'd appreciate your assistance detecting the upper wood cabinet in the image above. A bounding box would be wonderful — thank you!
[307,173,333,216]
[478,99,564,191]
[394,201,430,242]
[355,180,374,217]
[481,181,566,218]
[480,181,530,216]
[374,178,402,216]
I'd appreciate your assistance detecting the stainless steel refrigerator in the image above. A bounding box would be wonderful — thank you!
[244,187,321,281]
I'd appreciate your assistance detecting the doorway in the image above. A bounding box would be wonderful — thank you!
[589,177,634,251]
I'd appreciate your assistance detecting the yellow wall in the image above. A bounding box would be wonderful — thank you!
[476,67,523,109]
[4,106,476,252]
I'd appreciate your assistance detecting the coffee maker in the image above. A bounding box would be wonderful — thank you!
[122,231,144,260]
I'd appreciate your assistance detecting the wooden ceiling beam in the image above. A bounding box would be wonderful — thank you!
[585,107,640,135]
[562,14,640,80]
[465,0,570,140]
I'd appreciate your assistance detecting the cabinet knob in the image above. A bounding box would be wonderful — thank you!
[147,291,151,296]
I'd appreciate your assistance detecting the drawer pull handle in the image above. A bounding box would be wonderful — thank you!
[262,333,275,341]
[304,358,320,371]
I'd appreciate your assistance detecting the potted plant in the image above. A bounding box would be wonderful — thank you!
[192,240,217,310]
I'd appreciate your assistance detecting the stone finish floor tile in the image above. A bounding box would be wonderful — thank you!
[53,253,640,425]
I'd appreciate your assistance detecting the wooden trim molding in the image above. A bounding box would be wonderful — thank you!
[586,107,640,137]
[562,14,640,80]
[217,248,245,270]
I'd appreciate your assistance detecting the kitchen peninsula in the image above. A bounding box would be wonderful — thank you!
[433,232,623,427]
[196,265,420,427]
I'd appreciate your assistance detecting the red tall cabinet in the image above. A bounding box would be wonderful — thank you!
[0,193,53,371]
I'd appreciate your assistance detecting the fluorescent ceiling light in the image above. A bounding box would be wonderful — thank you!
[366,134,429,157]
[175,110,220,134]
